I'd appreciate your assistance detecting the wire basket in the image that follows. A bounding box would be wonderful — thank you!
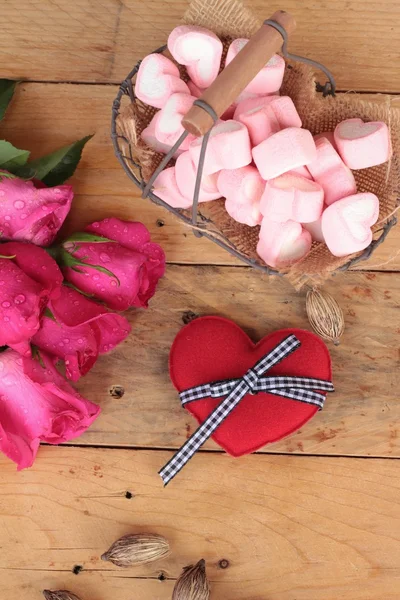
[111,9,399,289]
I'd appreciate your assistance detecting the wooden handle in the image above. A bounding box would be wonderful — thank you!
[182,10,296,137]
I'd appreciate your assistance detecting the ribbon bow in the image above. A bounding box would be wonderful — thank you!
[159,334,334,485]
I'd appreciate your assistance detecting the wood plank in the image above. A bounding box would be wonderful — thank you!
[2,447,400,599]
[2,82,399,270]
[1,0,400,92]
[62,266,400,458]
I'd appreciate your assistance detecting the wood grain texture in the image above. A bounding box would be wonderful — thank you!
[2,447,400,599]
[1,82,399,270]
[1,0,400,92]
[60,266,400,458]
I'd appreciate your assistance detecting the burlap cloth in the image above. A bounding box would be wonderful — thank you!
[116,0,400,289]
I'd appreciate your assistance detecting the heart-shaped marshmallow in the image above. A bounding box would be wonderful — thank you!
[155,93,196,150]
[334,118,392,169]
[303,212,325,243]
[233,94,280,120]
[236,104,280,146]
[253,128,317,180]
[168,25,223,88]
[217,166,265,226]
[141,112,185,158]
[170,316,332,456]
[175,151,221,203]
[190,120,252,175]
[314,131,337,150]
[260,173,324,223]
[257,218,312,268]
[153,167,192,209]
[268,96,302,129]
[226,38,285,94]
[135,53,189,108]
[287,165,313,179]
[307,136,357,206]
[322,192,379,257]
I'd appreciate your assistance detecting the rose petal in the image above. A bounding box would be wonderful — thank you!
[33,287,131,381]
[0,177,73,246]
[0,349,100,470]
[0,241,63,299]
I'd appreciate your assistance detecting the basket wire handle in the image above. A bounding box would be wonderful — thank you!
[264,19,336,96]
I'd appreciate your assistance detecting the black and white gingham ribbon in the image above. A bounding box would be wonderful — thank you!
[159,334,334,485]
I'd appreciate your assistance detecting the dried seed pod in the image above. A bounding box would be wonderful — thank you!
[172,559,210,600]
[101,533,170,567]
[306,288,345,345]
[43,591,82,600]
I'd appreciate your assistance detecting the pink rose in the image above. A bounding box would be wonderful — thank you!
[32,286,131,381]
[61,218,165,310]
[0,175,73,246]
[0,242,63,356]
[0,349,100,470]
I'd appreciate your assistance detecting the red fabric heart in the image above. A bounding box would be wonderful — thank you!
[170,316,332,456]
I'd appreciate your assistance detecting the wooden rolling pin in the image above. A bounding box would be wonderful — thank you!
[181,10,296,137]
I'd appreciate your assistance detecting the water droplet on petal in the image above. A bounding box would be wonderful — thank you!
[14,294,26,305]
[1,301,11,308]
[63,338,70,344]
[92,222,99,228]
[4,216,10,221]
[20,213,28,220]
[101,287,106,292]
[14,200,25,209]
[58,341,64,347]
[110,280,117,287]
[93,274,99,281]
[41,265,47,270]
[78,338,84,344]
[73,300,80,306]
[100,252,111,263]
[3,316,9,322]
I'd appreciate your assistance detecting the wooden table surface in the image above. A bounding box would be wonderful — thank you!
[1,2,400,599]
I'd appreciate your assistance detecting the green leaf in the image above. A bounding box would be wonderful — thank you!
[13,135,93,185]
[65,232,116,244]
[0,140,30,171]
[31,345,45,368]
[60,248,120,286]
[0,170,17,180]
[0,80,18,121]
[44,307,57,322]
[63,281,95,299]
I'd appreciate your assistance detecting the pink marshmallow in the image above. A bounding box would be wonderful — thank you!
[257,218,312,268]
[303,213,325,243]
[314,131,337,150]
[141,112,185,158]
[322,192,379,257]
[236,104,280,146]
[135,53,189,109]
[269,96,302,129]
[175,151,221,203]
[217,166,265,226]
[307,136,357,206]
[153,167,192,209]
[155,93,196,150]
[168,25,223,89]
[226,39,285,94]
[233,94,280,120]
[287,165,313,179]
[253,128,317,180]
[334,118,392,169]
[260,173,324,223]
[190,120,252,175]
